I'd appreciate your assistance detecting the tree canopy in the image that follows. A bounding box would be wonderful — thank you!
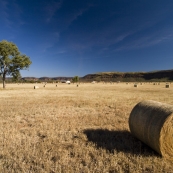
[72,76,79,83]
[0,40,32,88]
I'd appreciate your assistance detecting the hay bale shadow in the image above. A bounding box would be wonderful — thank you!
[84,129,160,157]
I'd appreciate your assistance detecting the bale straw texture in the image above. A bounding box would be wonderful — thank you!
[129,100,173,160]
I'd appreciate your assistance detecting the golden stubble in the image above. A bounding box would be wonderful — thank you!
[0,82,172,172]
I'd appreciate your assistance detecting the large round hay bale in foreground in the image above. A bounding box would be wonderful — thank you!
[129,100,173,160]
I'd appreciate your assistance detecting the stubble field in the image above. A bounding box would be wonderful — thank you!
[0,82,172,173]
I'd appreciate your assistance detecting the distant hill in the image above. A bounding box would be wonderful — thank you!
[3,69,173,83]
[21,76,73,82]
[82,69,173,82]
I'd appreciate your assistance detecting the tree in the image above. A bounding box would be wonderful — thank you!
[11,70,21,83]
[72,76,79,83]
[0,40,32,88]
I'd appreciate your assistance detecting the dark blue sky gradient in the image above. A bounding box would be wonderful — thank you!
[1,0,173,77]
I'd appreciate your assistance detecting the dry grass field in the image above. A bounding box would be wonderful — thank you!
[0,82,172,173]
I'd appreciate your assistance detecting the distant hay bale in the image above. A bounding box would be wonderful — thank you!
[166,84,170,88]
[134,84,138,87]
[34,86,39,89]
[129,100,173,160]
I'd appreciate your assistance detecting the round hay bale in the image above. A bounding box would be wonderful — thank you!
[166,84,170,88]
[129,100,173,160]
[134,84,138,87]
[34,86,39,89]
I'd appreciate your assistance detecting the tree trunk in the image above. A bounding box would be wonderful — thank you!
[3,73,6,89]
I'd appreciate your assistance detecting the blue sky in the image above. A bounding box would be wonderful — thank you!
[1,0,173,77]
